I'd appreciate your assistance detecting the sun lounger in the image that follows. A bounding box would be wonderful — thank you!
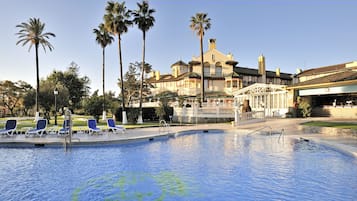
[25,119,47,137]
[58,119,70,135]
[0,119,17,136]
[107,118,125,134]
[87,119,101,135]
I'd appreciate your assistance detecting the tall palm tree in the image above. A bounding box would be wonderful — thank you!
[132,0,155,124]
[93,23,114,120]
[190,13,211,107]
[104,1,132,124]
[16,18,56,118]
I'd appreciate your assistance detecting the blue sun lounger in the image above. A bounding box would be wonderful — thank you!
[107,118,125,134]
[0,119,17,136]
[87,119,101,135]
[25,119,47,137]
[58,119,70,135]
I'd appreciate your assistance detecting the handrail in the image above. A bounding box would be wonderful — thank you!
[278,129,285,143]
[246,126,272,136]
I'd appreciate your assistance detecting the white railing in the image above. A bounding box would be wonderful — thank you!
[235,111,266,125]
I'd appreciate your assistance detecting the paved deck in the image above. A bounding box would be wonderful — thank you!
[1,118,356,157]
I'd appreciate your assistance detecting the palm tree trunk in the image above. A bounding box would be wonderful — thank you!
[102,47,106,120]
[35,43,40,115]
[200,31,204,107]
[138,31,146,124]
[118,35,127,124]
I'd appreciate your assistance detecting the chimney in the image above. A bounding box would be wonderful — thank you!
[209,38,216,50]
[258,54,266,83]
[276,67,280,77]
[155,71,160,80]
[258,54,266,75]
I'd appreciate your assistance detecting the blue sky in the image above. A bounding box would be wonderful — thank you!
[1,0,356,95]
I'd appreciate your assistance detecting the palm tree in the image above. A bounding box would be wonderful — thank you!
[190,13,211,107]
[104,1,132,124]
[16,18,56,118]
[93,23,114,120]
[132,0,155,124]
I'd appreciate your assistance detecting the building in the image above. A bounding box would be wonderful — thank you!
[288,61,357,118]
[148,39,293,107]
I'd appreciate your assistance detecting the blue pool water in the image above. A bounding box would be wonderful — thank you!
[0,131,356,201]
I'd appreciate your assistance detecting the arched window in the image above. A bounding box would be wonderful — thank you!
[215,62,222,76]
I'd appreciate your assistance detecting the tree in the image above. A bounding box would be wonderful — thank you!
[103,91,120,116]
[16,18,56,117]
[297,96,312,118]
[23,88,36,116]
[132,0,155,124]
[190,13,211,106]
[120,62,152,107]
[51,63,90,110]
[93,23,114,119]
[0,80,32,116]
[38,78,69,123]
[121,62,140,107]
[104,1,132,124]
[83,90,103,122]
[155,91,177,121]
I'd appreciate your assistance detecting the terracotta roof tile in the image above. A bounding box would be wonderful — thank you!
[297,63,347,77]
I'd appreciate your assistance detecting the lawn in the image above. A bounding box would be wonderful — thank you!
[301,121,357,130]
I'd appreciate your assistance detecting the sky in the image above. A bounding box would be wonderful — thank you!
[1,0,357,96]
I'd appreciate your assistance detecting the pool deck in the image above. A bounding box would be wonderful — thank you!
[1,118,356,157]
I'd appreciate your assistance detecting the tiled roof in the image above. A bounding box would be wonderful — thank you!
[147,72,201,83]
[225,71,242,78]
[234,66,292,80]
[291,70,357,87]
[171,60,188,67]
[297,63,347,77]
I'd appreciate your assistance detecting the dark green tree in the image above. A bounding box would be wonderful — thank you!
[38,78,69,123]
[132,0,155,123]
[190,13,211,106]
[83,90,103,122]
[16,18,56,116]
[50,63,90,110]
[104,1,132,124]
[155,91,177,121]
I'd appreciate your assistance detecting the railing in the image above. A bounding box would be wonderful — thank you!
[245,126,285,144]
[159,120,170,134]
[278,128,285,143]
[246,126,272,136]
[63,135,80,152]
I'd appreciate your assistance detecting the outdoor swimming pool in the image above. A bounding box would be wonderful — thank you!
[0,130,356,201]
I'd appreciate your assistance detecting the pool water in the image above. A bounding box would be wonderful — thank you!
[0,131,356,201]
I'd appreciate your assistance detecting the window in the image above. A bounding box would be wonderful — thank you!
[233,80,238,88]
[215,62,222,76]
[204,62,210,76]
